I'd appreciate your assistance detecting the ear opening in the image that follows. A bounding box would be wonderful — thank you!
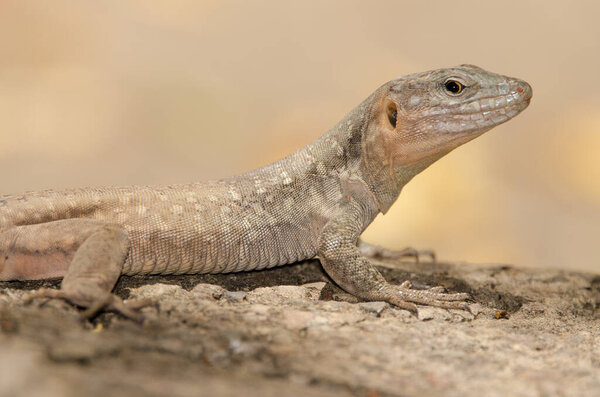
[386,102,398,129]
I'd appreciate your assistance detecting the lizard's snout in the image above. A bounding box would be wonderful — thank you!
[512,79,533,102]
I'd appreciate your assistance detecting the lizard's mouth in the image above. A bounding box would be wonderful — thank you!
[413,97,530,140]
[445,79,532,133]
[454,96,530,124]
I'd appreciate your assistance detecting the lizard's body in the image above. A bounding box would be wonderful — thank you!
[0,121,366,276]
[0,65,531,317]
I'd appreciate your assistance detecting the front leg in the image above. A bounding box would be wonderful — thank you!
[317,199,469,313]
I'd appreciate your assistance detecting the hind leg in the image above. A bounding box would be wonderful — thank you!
[1,219,154,319]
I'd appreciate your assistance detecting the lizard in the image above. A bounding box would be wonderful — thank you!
[0,65,532,319]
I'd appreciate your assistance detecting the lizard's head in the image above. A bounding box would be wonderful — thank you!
[361,64,532,211]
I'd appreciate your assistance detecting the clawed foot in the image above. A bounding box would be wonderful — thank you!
[23,288,157,321]
[383,281,471,314]
[358,241,436,263]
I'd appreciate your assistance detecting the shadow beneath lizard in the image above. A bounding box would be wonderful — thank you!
[0,259,528,313]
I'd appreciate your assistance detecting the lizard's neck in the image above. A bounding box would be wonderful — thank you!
[360,151,449,214]
[239,92,425,217]
[243,99,369,189]
[263,94,435,216]
[360,128,487,213]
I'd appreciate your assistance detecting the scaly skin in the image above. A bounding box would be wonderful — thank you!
[0,65,532,318]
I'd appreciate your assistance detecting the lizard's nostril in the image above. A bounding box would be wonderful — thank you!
[514,79,532,101]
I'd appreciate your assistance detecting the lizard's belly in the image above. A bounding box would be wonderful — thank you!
[120,214,321,276]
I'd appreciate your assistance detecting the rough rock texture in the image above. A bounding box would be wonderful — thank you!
[1,258,599,397]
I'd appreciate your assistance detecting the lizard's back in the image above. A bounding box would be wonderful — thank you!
[0,152,343,276]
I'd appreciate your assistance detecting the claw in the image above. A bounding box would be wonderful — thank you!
[399,280,412,289]
[462,303,474,315]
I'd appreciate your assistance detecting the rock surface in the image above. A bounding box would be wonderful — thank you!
[1,259,599,397]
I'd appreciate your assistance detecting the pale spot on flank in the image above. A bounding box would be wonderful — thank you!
[280,171,292,185]
[317,162,327,175]
[327,139,343,156]
[172,205,184,215]
[192,221,202,234]
[136,205,147,216]
[228,187,241,200]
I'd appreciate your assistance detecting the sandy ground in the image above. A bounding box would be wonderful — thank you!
[1,258,599,397]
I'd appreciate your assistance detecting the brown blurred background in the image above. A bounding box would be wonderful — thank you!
[0,1,598,272]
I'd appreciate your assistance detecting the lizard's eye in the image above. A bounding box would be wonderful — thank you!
[444,79,463,95]
[386,103,397,128]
